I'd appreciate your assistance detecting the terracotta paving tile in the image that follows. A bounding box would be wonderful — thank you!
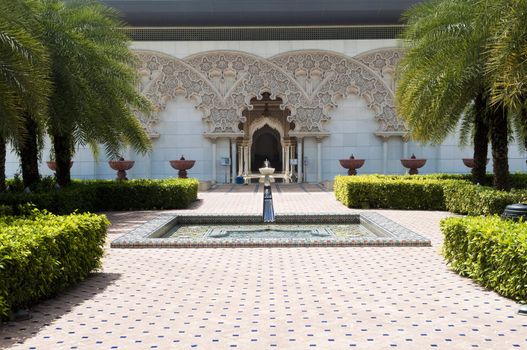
[1,184,526,350]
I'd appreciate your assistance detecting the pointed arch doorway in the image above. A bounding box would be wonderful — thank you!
[251,125,282,171]
[237,93,298,183]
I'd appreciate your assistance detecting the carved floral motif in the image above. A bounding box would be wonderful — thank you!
[135,48,407,138]
[355,48,405,81]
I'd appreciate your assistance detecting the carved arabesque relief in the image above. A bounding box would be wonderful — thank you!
[355,48,405,81]
[135,48,407,138]
[270,50,406,133]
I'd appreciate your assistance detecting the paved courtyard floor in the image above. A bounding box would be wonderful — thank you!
[1,184,526,349]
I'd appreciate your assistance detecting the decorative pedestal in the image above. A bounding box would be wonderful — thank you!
[401,154,426,175]
[169,156,196,179]
[339,155,365,175]
[259,165,275,223]
[108,160,135,181]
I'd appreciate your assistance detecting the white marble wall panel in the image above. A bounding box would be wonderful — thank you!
[302,138,317,183]
[215,138,230,184]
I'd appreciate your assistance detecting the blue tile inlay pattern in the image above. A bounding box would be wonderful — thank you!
[111,213,431,248]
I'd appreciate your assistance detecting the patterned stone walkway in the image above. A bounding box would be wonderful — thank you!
[1,185,526,349]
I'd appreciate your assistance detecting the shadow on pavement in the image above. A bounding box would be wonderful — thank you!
[0,272,121,348]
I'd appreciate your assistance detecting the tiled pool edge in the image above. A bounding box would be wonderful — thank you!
[111,213,431,248]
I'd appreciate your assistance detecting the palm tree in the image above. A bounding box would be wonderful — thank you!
[0,0,50,190]
[396,0,512,189]
[486,0,527,163]
[36,0,152,186]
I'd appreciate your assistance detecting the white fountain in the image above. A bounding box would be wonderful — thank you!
[259,159,275,222]
[259,159,275,184]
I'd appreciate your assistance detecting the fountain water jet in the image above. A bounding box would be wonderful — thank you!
[260,159,275,222]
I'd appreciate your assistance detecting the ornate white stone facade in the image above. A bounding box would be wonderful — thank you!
[135,48,407,139]
[3,39,526,182]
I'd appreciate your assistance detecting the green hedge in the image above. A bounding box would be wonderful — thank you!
[0,210,108,319]
[334,175,527,215]
[443,181,527,215]
[334,175,448,210]
[441,216,527,302]
[0,178,199,214]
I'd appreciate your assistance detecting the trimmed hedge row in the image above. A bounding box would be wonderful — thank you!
[334,175,447,210]
[0,178,199,214]
[441,216,527,302]
[443,181,527,215]
[334,175,527,215]
[339,173,527,188]
[0,210,109,319]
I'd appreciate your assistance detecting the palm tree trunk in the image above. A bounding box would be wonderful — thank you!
[19,116,40,188]
[471,93,489,185]
[0,137,6,192]
[489,104,509,190]
[53,132,73,187]
[523,106,527,152]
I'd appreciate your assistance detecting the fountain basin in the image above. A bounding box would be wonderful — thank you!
[462,158,489,168]
[111,213,431,248]
[339,158,365,176]
[170,159,196,171]
[401,154,426,175]
[259,167,275,176]
[47,161,73,171]
[109,160,135,171]
[400,158,426,169]
[108,160,135,181]
[169,158,195,178]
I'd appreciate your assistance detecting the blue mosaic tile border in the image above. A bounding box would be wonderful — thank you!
[111,213,431,248]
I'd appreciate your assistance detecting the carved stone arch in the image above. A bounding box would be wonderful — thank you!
[134,48,407,137]
[183,50,311,134]
[269,49,407,134]
[134,50,223,136]
[249,116,285,147]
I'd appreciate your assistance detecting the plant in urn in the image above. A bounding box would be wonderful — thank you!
[108,157,135,181]
[401,154,427,175]
[169,155,196,178]
[339,154,365,175]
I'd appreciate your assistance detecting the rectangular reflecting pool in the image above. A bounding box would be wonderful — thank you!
[165,223,373,240]
[111,213,431,248]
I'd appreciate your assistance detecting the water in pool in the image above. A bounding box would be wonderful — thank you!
[162,224,377,240]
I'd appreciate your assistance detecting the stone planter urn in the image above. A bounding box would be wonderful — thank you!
[46,161,73,172]
[339,155,366,175]
[401,154,426,175]
[462,158,490,169]
[108,159,135,181]
[169,156,195,178]
[502,203,527,222]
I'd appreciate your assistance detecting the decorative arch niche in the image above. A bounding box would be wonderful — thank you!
[134,48,407,139]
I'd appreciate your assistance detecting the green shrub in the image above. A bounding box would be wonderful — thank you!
[443,181,527,215]
[0,205,13,216]
[0,210,109,319]
[89,178,199,211]
[335,175,527,215]
[441,216,527,302]
[5,174,57,193]
[334,175,450,210]
[335,173,527,188]
[0,178,199,214]
[508,173,527,189]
